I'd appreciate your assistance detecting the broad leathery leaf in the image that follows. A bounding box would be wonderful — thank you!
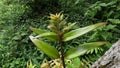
[65,42,107,59]
[30,27,58,41]
[30,27,47,34]
[29,36,59,59]
[35,32,58,41]
[63,23,106,42]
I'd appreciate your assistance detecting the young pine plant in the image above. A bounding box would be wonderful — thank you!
[29,13,107,68]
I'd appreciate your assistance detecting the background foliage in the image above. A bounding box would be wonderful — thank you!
[0,0,120,68]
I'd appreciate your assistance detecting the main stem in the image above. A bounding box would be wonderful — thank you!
[59,33,66,68]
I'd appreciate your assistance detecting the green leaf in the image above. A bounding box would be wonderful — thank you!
[99,3,107,7]
[65,42,107,59]
[104,24,116,30]
[72,57,81,67]
[30,27,58,41]
[108,19,120,24]
[63,23,106,42]
[35,32,58,41]
[29,36,59,59]
[101,32,112,40]
[30,27,47,34]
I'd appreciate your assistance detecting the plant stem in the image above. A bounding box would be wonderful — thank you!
[59,33,66,68]
[60,43,66,68]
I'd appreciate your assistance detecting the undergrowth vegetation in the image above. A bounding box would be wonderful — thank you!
[0,0,120,68]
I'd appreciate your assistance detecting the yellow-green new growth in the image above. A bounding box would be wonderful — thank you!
[48,13,77,35]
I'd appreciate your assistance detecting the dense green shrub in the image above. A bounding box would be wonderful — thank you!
[85,0,120,42]
[0,0,39,68]
[0,0,29,25]
[0,0,61,67]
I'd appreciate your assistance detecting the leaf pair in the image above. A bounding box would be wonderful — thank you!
[30,36,107,59]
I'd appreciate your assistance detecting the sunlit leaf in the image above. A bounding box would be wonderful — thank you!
[35,32,58,41]
[65,42,107,59]
[30,27,58,41]
[29,36,59,59]
[63,23,106,42]
[30,27,47,34]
